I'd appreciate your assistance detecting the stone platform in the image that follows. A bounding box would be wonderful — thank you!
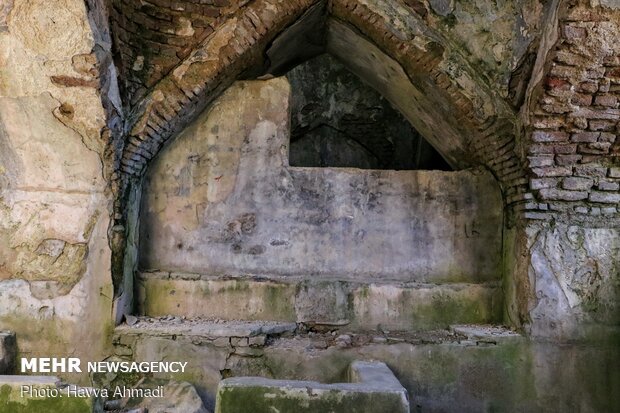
[137,272,502,331]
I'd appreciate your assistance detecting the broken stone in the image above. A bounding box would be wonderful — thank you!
[0,331,17,374]
[123,379,210,413]
[125,315,139,326]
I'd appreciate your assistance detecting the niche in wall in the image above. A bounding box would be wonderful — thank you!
[286,54,451,171]
[137,78,503,284]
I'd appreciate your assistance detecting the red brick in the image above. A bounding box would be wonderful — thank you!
[594,94,618,107]
[541,104,572,114]
[529,144,555,154]
[571,107,620,120]
[528,156,555,167]
[532,116,565,129]
[550,64,581,78]
[553,144,577,154]
[574,165,608,178]
[599,132,617,143]
[555,154,582,165]
[589,120,616,131]
[531,166,572,177]
[530,178,558,190]
[570,93,592,106]
[563,25,587,41]
[589,191,620,203]
[578,81,598,93]
[578,142,611,154]
[544,76,571,91]
[562,177,593,190]
[571,132,600,142]
[598,180,620,191]
[539,188,588,201]
[553,50,585,66]
[531,131,569,142]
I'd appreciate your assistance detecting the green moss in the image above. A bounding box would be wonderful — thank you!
[0,385,93,413]
[215,386,407,413]
[358,285,370,299]
[409,291,501,330]
[443,13,457,28]
[226,281,250,292]
[263,284,296,320]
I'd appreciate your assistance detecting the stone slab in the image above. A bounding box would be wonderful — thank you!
[214,361,409,413]
[115,318,297,339]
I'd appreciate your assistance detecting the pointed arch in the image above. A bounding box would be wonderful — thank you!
[119,0,528,204]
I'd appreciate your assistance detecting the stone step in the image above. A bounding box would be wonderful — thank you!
[115,318,297,341]
[137,271,503,331]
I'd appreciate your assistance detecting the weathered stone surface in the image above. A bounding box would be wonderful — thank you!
[349,282,502,331]
[324,19,472,170]
[114,324,619,412]
[137,275,297,323]
[137,273,502,331]
[589,191,620,203]
[120,1,528,207]
[215,361,409,413]
[8,0,92,60]
[527,223,620,340]
[123,379,210,413]
[0,0,116,380]
[139,78,503,284]
[115,317,297,339]
[295,281,349,325]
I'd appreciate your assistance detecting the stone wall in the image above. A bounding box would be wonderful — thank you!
[506,0,620,341]
[0,0,618,398]
[139,79,504,283]
[0,0,117,375]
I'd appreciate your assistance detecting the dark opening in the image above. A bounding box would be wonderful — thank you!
[286,54,452,170]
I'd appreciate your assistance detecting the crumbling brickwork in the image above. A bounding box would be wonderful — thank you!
[118,0,319,179]
[109,0,245,107]
[526,0,620,224]
[118,0,529,216]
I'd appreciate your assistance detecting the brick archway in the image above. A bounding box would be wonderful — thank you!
[110,0,531,320]
[117,0,527,201]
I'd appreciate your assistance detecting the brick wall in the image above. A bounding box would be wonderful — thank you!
[109,0,244,107]
[526,0,620,224]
